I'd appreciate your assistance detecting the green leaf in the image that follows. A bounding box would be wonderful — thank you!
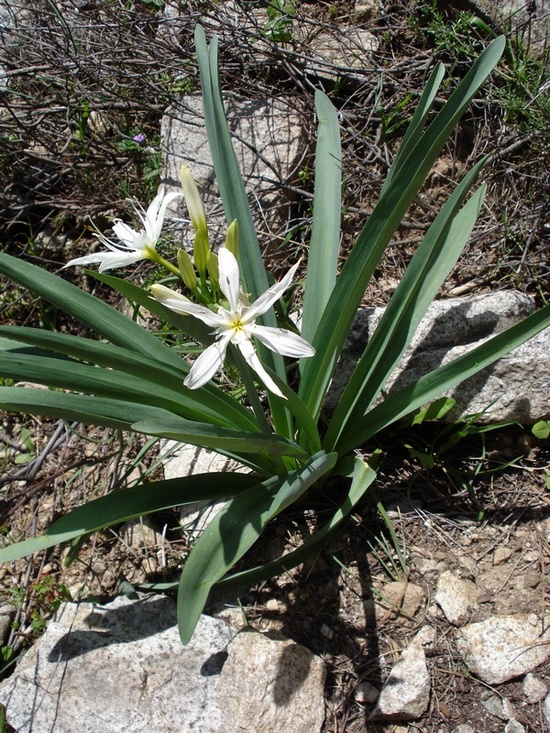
[132,417,310,458]
[411,397,457,425]
[0,252,183,370]
[299,37,505,420]
[177,450,337,643]
[532,420,550,440]
[216,453,378,590]
[0,326,258,432]
[342,303,550,452]
[0,473,259,564]
[194,26,292,438]
[0,387,179,432]
[326,173,487,452]
[301,91,342,344]
[381,63,446,192]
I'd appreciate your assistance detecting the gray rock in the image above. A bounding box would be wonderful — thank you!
[453,726,475,733]
[0,595,235,733]
[354,680,379,704]
[522,672,548,703]
[217,628,326,733]
[301,26,378,81]
[374,580,424,623]
[161,94,304,239]
[544,692,550,731]
[329,291,550,424]
[369,634,430,721]
[0,603,15,646]
[161,441,249,534]
[504,720,526,733]
[434,571,479,626]
[352,0,378,22]
[456,614,550,684]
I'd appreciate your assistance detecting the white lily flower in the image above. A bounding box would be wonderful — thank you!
[65,190,181,272]
[151,247,315,398]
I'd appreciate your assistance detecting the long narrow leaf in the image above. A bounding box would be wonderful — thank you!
[194,26,292,437]
[91,272,214,347]
[0,387,276,473]
[0,387,177,432]
[0,473,258,564]
[337,304,550,453]
[299,37,505,420]
[381,63,446,192]
[177,450,337,643]
[325,169,487,452]
[0,252,183,370]
[0,326,258,431]
[301,90,342,344]
[216,453,378,590]
[132,417,310,458]
[0,351,219,423]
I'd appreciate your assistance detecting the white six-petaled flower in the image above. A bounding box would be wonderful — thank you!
[151,247,315,398]
[64,189,181,272]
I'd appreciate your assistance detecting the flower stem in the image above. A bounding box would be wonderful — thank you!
[148,250,180,278]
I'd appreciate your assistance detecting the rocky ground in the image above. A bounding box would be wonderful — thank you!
[0,0,549,731]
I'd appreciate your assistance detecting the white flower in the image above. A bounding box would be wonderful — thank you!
[65,190,181,272]
[151,247,315,398]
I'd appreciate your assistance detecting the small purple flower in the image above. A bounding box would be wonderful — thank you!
[133,133,146,143]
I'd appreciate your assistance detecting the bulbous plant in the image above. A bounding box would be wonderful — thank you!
[0,28,548,644]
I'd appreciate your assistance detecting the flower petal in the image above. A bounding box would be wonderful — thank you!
[234,334,285,398]
[243,261,300,323]
[248,324,315,358]
[184,337,230,389]
[144,190,182,243]
[63,251,144,271]
[217,247,242,314]
[151,285,225,328]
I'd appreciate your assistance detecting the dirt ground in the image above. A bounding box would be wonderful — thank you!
[1,420,549,732]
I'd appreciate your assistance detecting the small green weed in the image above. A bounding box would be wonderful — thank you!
[263,0,295,44]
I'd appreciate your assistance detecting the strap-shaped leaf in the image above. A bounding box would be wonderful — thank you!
[0,387,277,473]
[132,416,310,458]
[177,450,337,643]
[216,453,378,589]
[91,271,214,347]
[301,90,342,344]
[338,303,550,453]
[0,473,258,564]
[0,252,183,369]
[0,326,258,431]
[194,26,292,438]
[325,168,487,452]
[299,37,506,420]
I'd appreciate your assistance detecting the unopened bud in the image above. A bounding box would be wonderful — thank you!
[180,164,208,237]
[225,219,239,259]
[193,229,209,278]
[177,248,197,290]
[207,251,219,287]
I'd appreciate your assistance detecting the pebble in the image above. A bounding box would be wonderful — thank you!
[354,681,379,704]
[493,546,513,565]
[522,672,547,703]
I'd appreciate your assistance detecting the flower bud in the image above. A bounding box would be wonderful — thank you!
[207,251,219,287]
[177,248,197,290]
[180,164,208,237]
[225,219,239,260]
[193,229,209,278]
